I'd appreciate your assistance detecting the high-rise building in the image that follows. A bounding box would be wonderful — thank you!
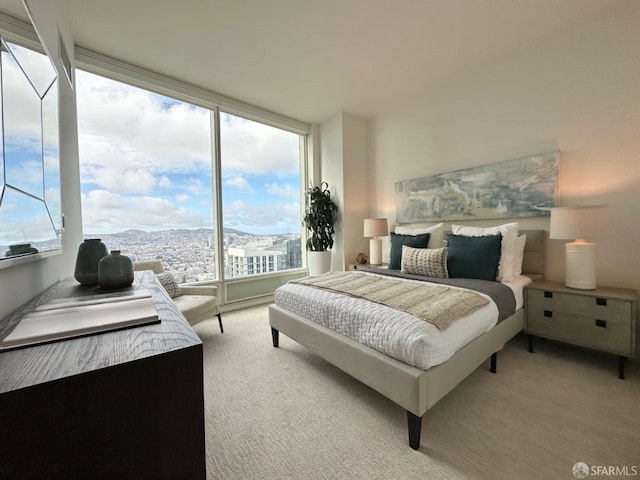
[226,238,301,278]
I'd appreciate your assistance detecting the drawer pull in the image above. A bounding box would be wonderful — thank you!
[544,310,553,318]
[544,291,553,298]
[596,298,607,306]
[595,319,607,328]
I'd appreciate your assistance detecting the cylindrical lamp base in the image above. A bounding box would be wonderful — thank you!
[369,238,382,266]
[565,242,596,290]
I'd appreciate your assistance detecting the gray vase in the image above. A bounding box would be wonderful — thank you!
[74,239,109,285]
[98,250,134,289]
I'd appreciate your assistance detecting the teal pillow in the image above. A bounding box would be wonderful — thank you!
[446,234,502,281]
[389,232,430,270]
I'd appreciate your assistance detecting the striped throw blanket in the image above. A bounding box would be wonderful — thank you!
[293,271,489,330]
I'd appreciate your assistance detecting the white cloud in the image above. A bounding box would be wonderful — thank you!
[226,176,252,191]
[77,70,213,183]
[265,182,297,199]
[224,199,301,232]
[87,167,157,194]
[5,160,43,195]
[158,175,172,188]
[175,193,191,202]
[220,113,300,176]
[81,190,211,233]
[182,177,210,196]
[83,190,127,210]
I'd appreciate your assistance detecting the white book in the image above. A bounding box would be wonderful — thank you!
[34,289,153,312]
[0,295,160,351]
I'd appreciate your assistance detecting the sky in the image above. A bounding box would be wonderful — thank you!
[76,70,302,236]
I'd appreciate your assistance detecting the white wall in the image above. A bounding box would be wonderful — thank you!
[369,1,640,293]
[341,113,369,266]
[0,2,81,320]
[320,112,369,271]
[320,113,344,271]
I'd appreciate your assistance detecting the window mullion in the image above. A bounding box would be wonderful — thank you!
[212,107,225,287]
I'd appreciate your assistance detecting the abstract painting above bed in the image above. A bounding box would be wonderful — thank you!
[395,151,559,222]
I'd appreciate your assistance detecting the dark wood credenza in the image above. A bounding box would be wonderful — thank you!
[0,271,206,480]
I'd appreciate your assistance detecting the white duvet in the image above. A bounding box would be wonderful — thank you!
[274,272,531,370]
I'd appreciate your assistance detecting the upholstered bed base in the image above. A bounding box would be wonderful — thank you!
[270,304,523,449]
[269,229,545,449]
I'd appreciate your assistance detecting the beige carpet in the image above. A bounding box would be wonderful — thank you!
[193,306,640,480]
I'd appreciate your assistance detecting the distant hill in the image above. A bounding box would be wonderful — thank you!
[87,227,294,239]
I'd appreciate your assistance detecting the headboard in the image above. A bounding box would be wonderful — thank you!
[520,229,546,280]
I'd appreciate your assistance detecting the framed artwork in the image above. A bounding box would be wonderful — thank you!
[395,151,559,223]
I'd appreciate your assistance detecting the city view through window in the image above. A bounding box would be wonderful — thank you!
[77,70,303,283]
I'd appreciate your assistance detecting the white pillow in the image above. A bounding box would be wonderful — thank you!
[395,222,444,248]
[512,234,526,278]
[451,222,518,282]
[401,245,448,278]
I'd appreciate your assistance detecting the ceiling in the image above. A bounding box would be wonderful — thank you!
[1,0,621,124]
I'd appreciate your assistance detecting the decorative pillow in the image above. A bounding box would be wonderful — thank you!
[389,232,430,270]
[401,246,448,278]
[156,271,182,298]
[395,222,445,248]
[451,222,518,282]
[446,234,502,281]
[511,234,527,278]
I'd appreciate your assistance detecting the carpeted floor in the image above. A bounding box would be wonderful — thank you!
[193,305,640,480]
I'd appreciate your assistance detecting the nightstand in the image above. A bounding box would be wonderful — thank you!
[525,280,637,379]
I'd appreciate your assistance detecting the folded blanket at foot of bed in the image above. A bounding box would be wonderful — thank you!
[292,271,489,330]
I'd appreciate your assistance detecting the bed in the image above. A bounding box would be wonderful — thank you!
[269,229,546,449]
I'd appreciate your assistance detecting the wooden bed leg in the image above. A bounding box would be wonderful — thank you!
[271,327,279,348]
[407,411,422,450]
[619,356,627,379]
[490,352,497,374]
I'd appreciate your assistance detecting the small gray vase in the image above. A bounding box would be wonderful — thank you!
[98,250,134,289]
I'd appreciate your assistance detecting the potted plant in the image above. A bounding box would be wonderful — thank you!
[302,182,338,275]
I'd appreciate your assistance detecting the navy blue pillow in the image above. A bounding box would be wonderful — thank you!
[389,232,430,270]
[446,234,502,281]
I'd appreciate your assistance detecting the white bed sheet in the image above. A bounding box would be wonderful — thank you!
[275,272,529,370]
[503,274,532,310]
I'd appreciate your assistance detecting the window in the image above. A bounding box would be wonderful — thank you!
[220,112,303,278]
[77,71,304,285]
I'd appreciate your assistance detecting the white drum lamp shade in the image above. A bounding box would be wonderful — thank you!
[364,218,388,266]
[549,206,608,290]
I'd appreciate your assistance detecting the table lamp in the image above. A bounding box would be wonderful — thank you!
[549,205,608,290]
[364,218,388,266]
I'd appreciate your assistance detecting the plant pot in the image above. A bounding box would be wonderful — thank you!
[307,250,332,276]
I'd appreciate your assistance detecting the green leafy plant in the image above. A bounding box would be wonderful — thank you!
[302,182,338,252]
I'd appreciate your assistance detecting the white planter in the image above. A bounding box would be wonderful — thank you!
[307,251,332,276]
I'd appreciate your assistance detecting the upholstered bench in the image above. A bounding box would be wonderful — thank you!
[133,260,223,332]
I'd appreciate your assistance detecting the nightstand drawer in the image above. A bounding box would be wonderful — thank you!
[527,308,632,355]
[527,289,632,321]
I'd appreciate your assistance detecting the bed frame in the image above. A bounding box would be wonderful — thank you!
[269,230,546,449]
